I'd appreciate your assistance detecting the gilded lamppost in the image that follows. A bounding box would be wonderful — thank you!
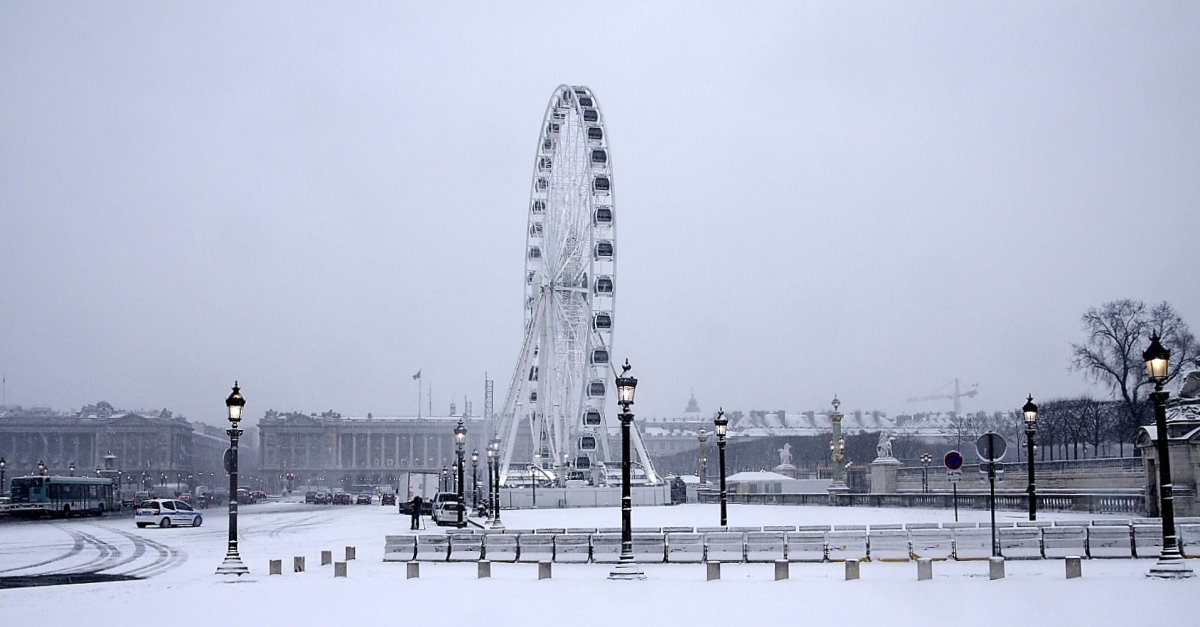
[697,426,709,484]
[714,409,729,527]
[490,435,503,528]
[454,418,467,528]
[608,359,645,580]
[829,396,846,491]
[216,382,249,576]
[1022,395,1039,521]
[1144,334,1195,579]
[471,449,480,511]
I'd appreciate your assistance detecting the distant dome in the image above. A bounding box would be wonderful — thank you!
[684,389,701,414]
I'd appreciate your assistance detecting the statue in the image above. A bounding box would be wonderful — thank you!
[1167,369,1200,421]
[876,431,894,459]
[778,443,792,467]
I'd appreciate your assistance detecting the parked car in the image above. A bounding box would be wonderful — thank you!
[398,497,432,516]
[355,493,372,505]
[380,493,396,506]
[333,492,352,505]
[135,499,203,528]
[305,491,320,504]
[432,500,466,527]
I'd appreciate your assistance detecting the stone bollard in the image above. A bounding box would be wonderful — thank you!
[845,559,860,581]
[294,556,305,573]
[334,562,347,578]
[917,558,932,581]
[989,556,1005,580]
[406,561,420,579]
[774,560,789,581]
[321,550,332,566]
[538,561,552,580]
[478,560,492,579]
[345,546,356,561]
[269,559,282,575]
[1065,556,1082,579]
[706,561,721,581]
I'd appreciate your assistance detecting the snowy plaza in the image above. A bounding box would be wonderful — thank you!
[1,501,1194,627]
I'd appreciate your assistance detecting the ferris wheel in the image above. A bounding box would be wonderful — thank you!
[495,85,658,487]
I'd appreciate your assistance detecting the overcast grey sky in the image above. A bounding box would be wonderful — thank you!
[2,2,1198,426]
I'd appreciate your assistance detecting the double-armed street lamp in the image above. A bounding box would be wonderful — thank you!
[454,418,467,528]
[1144,334,1194,579]
[1022,395,1039,521]
[216,382,249,576]
[698,427,709,484]
[920,453,932,494]
[608,359,645,580]
[714,409,729,526]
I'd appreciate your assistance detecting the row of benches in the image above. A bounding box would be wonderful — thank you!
[384,524,1200,563]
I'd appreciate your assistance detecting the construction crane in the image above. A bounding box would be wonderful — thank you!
[906,379,978,416]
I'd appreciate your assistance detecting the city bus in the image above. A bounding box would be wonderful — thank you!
[7,475,115,518]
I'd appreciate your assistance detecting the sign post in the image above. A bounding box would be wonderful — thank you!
[944,450,963,522]
[975,433,1007,557]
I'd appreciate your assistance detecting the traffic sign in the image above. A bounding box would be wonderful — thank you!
[223,448,234,474]
[944,450,964,471]
[975,432,1007,462]
[947,469,962,484]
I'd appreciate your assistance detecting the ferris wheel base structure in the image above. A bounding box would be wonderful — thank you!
[494,84,661,488]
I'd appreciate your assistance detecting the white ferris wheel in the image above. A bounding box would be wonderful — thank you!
[495,85,659,488]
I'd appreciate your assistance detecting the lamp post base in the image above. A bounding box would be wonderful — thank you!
[216,552,249,576]
[1148,554,1195,579]
[607,556,646,580]
[489,519,504,529]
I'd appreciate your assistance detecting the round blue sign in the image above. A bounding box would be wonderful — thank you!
[944,450,964,470]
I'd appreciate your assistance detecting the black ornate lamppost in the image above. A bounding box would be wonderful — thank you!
[1022,395,1039,521]
[38,460,47,476]
[698,426,709,484]
[441,467,449,493]
[216,382,249,576]
[490,435,503,528]
[920,453,932,494]
[0,457,6,495]
[454,418,467,528]
[608,359,645,580]
[471,449,479,510]
[714,408,729,527]
[1144,334,1195,579]
[485,444,495,522]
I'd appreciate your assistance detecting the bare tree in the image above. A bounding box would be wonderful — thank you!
[1070,300,1198,455]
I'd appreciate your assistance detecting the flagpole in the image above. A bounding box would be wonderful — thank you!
[418,375,422,419]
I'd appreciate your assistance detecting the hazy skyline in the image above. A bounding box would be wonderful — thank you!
[2,2,1198,426]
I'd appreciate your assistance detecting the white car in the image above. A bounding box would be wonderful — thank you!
[135,498,203,528]
[432,500,465,527]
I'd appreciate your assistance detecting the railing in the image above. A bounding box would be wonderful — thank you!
[695,490,1146,514]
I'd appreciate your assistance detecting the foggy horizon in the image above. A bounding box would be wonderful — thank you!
[2,3,1198,428]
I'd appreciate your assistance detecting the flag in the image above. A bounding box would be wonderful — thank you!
[412,370,421,380]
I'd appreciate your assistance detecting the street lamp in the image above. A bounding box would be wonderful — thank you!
[920,453,932,494]
[216,381,249,576]
[1143,334,1194,578]
[829,396,847,491]
[490,436,503,528]
[454,418,467,528]
[714,408,729,527]
[1022,394,1039,521]
[69,463,76,477]
[609,359,645,580]
[485,445,495,522]
[698,427,709,484]
[441,467,449,492]
[471,449,479,510]
[38,460,47,476]
[0,457,6,494]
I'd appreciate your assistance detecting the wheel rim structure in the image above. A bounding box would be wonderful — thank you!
[497,85,649,488]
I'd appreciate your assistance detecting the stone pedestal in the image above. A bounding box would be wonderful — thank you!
[1134,401,1200,517]
[869,457,902,494]
[772,463,797,479]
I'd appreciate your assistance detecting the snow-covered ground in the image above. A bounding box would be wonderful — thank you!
[0,501,1192,626]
